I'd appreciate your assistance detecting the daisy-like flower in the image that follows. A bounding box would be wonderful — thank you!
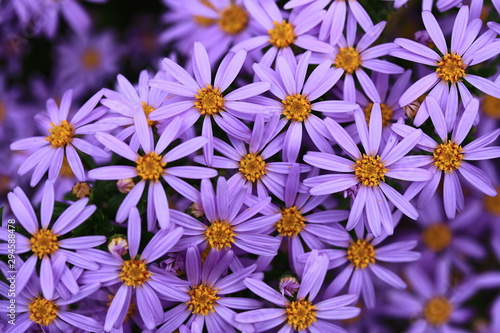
[232,0,333,66]
[171,177,281,256]
[3,181,104,297]
[88,115,217,230]
[1,270,103,333]
[235,250,360,333]
[149,42,271,165]
[317,223,420,308]
[395,97,500,219]
[10,89,110,186]
[253,51,358,162]
[391,7,500,127]
[157,246,259,333]
[79,208,185,331]
[312,17,403,103]
[194,115,310,201]
[304,106,432,236]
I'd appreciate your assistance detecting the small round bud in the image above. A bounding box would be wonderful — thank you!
[117,178,135,194]
[279,276,300,297]
[72,182,91,199]
[403,100,421,119]
[189,202,204,218]
[108,236,129,259]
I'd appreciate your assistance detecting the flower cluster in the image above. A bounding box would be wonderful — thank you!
[1,0,500,332]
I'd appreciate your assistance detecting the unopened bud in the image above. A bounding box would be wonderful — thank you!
[403,100,421,119]
[72,182,91,199]
[108,236,129,259]
[279,276,300,297]
[190,202,204,218]
[117,178,135,194]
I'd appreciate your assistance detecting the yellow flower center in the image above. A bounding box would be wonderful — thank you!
[482,95,500,119]
[286,300,317,331]
[142,101,158,127]
[217,4,248,35]
[59,157,75,178]
[422,223,452,252]
[423,297,453,326]
[484,187,500,216]
[347,239,376,269]
[354,154,387,187]
[30,229,59,258]
[135,152,166,181]
[194,85,225,116]
[364,103,394,127]
[433,140,463,173]
[204,220,236,251]
[187,284,220,316]
[282,94,311,122]
[28,297,58,326]
[119,259,152,287]
[81,48,102,70]
[276,206,306,237]
[436,53,466,83]
[46,120,74,148]
[268,20,296,48]
[239,153,267,182]
[335,47,361,74]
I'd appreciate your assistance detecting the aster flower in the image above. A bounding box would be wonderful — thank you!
[235,250,360,333]
[232,0,333,66]
[170,177,281,256]
[2,181,104,298]
[10,89,111,186]
[391,7,500,127]
[253,51,358,162]
[304,106,432,236]
[311,16,403,103]
[316,223,420,309]
[396,97,500,219]
[157,246,259,333]
[88,115,217,230]
[79,208,185,331]
[149,42,271,165]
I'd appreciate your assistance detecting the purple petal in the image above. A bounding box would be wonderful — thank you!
[95,132,137,161]
[379,182,418,219]
[244,278,286,307]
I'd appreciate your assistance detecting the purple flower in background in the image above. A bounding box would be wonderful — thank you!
[10,89,110,186]
[253,51,358,162]
[236,250,360,333]
[171,177,281,256]
[88,116,216,229]
[157,246,258,333]
[391,7,500,127]
[149,42,270,165]
[3,181,103,298]
[396,97,500,219]
[304,106,432,235]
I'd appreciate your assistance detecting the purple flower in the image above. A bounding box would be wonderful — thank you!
[235,250,360,333]
[253,51,358,162]
[304,106,432,235]
[10,89,111,186]
[391,7,500,127]
[157,246,259,333]
[170,177,281,256]
[3,181,103,298]
[395,97,500,219]
[149,42,271,165]
[88,115,217,229]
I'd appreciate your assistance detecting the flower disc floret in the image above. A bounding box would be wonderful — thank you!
[142,101,158,126]
[194,85,225,116]
[187,284,220,316]
[354,154,387,187]
[423,297,453,326]
[268,20,296,48]
[432,141,463,173]
[136,152,166,181]
[422,223,452,252]
[30,229,59,258]
[282,94,311,122]
[436,53,466,83]
[347,239,376,269]
[204,220,236,250]
[286,300,317,331]
[335,47,361,74]
[276,206,306,237]
[81,48,102,70]
[119,259,152,287]
[218,4,248,35]
[364,103,393,127]
[482,95,500,119]
[46,120,74,148]
[28,297,58,326]
[239,153,267,182]
[484,187,500,216]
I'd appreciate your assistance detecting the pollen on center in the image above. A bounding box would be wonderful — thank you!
[347,239,376,269]
[354,154,387,187]
[276,206,306,237]
[268,20,296,48]
[136,152,166,181]
[282,94,311,122]
[432,140,463,173]
[239,153,267,182]
[194,85,225,116]
[335,47,361,74]
[204,220,236,251]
